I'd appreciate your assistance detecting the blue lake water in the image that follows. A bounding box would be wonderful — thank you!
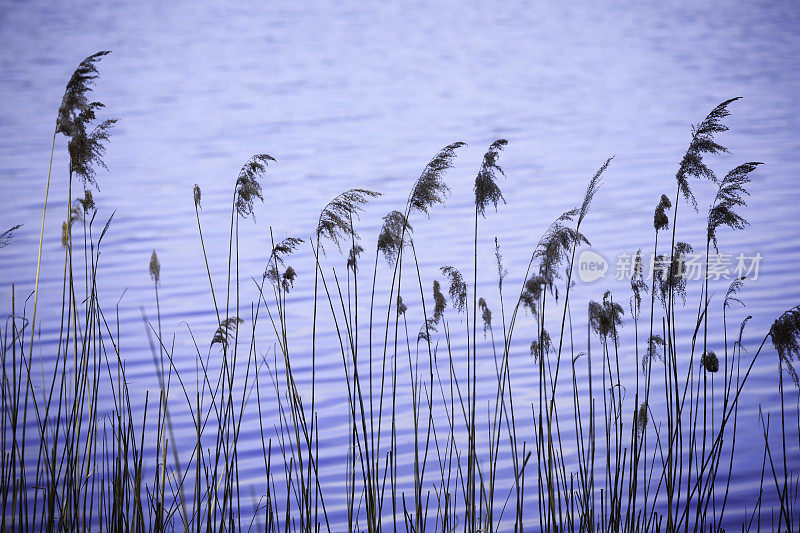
[1,0,799,528]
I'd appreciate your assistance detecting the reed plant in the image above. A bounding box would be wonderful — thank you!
[1,55,799,532]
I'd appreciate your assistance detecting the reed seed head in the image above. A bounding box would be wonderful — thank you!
[521,275,550,315]
[655,241,693,306]
[474,139,508,216]
[530,329,553,361]
[347,244,364,273]
[578,157,612,227]
[79,189,95,212]
[211,316,244,350]
[282,266,297,292]
[653,194,672,231]
[676,98,740,210]
[265,237,303,284]
[770,307,800,388]
[149,250,160,285]
[535,209,587,286]
[61,221,70,248]
[397,295,408,316]
[635,402,648,438]
[432,280,447,326]
[377,210,412,264]
[193,184,202,208]
[701,350,720,373]
[57,52,116,189]
[642,334,665,373]
[630,249,647,318]
[235,154,275,219]
[494,237,507,291]
[0,225,22,250]
[589,291,624,339]
[407,142,465,217]
[707,162,761,251]
[316,188,381,253]
[724,277,746,310]
[57,51,111,136]
[440,266,466,313]
[478,297,492,337]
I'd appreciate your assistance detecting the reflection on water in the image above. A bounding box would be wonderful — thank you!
[1,0,799,527]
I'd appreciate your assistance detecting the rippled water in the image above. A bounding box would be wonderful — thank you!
[1,0,799,528]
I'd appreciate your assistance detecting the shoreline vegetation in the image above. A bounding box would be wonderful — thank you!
[1,51,799,532]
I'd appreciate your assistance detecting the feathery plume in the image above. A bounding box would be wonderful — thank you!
[654,194,672,231]
[149,250,161,285]
[494,237,507,291]
[589,291,624,338]
[397,295,408,316]
[635,402,648,438]
[770,307,800,388]
[193,184,202,208]
[520,275,549,316]
[57,52,116,188]
[676,98,740,210]
[630,249,647,318]
[701,350,720,373]
[61,202,83,247]
[474,139,508,216]
[534,209,587,286]
[0,225,22,250]
[707,162,762,250]
[211,317,243,350]
[265,237,303,284]
[440,266,467,313]
[478,297,492,337]
[530,329,553,361]
[61,222,70,248]
[642,335,665,373]
[78,189,95,212]
[724,277,746,310]
[282,266,297,292]
[377,210,412,264]
[406,142,465,217]
[347,243,364,273]
[655,241,693,305]
[316,188,381,252]
[578,157,612,227]
[419,281,447,342]
[432,280,447,325]
[57,51,111,136]
[235,154,275,219]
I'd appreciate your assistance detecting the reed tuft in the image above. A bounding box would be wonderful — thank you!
[407,142,465,216]
[0,224,21,250]
[440,265,466,313]
[701,350,720,373]
[588,291,624,338]
[235,154,275,219]
[653,193,672,231]
[316,188,381,251]
[770,307,800,388]
[377,210,412,263]
[707,162,762,250]
[474,139,508,216]
[149,249,161,285]
[676,97,740,209]
[211,316,244,349]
